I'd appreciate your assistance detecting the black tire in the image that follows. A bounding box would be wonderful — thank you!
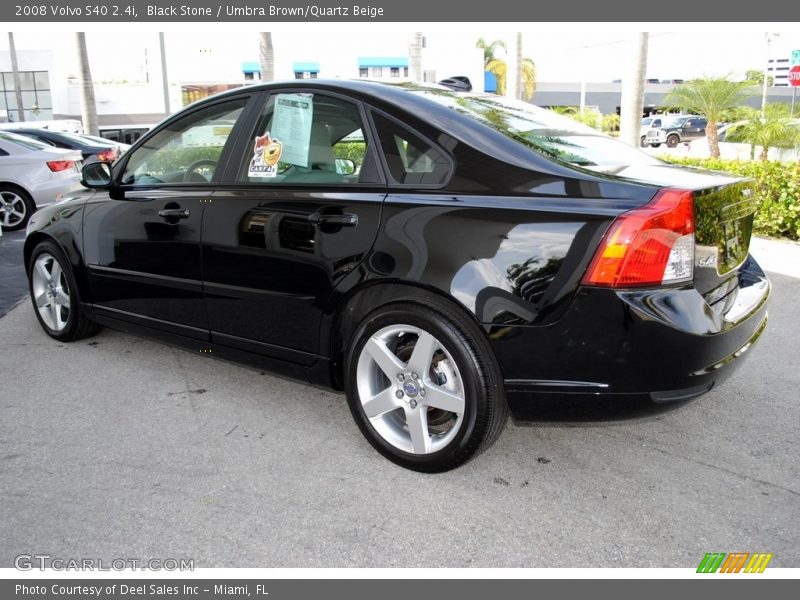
[0,184,35,231]
[28,240,100,342]
[649,142,662,148]
[666,134,680,148]
[640,136,648,148]
[344,297,508,472]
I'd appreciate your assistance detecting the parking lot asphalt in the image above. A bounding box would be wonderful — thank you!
[0,229,27,318]
[0,243,798,568]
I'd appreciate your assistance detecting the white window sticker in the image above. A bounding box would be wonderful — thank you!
[248,133,283,178]
[270,94,314,167]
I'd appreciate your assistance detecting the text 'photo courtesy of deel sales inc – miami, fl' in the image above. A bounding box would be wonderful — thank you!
[13,3,386,18]
[15,583,268,597]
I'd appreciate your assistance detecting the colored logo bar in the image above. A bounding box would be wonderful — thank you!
[697,553,773,573]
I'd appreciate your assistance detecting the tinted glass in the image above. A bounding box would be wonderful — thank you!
[121,99,246,185]
[0,130,51,150]
[237,92,379,185]
[371,112,452,185]
[418,90,659,171]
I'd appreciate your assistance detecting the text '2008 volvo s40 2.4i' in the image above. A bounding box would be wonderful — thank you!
[24,81,769,472]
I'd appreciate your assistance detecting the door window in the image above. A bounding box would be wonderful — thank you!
[121,98,247,186]
[371,112,452,186]
[236,92,381,185]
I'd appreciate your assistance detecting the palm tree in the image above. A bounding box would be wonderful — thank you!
[477,38,536,101]
[75,33,98,136]
[728,104,800,160]
[476,38,506,64]
[258,32,274,82]
[552,106,602,130]
[665,77,752,158]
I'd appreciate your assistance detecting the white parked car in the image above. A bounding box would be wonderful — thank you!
[0,131,83,231]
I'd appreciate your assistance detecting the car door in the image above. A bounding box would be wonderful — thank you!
[202,89,386,362]
[682,118,706,140]
[82,95,254,338]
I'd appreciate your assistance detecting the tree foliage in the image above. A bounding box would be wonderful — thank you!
[665,77,753,158]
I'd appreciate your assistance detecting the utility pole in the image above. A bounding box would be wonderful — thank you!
[762,33,779,116]
[409,32,423,82]
[619,32,649,148]
[159,33,170,115]
[7,33,25,122]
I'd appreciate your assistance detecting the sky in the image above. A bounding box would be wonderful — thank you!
[3,27,799,84]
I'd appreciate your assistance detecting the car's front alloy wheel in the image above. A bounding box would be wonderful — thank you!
[345,300,507,472]
[28,240,100,341]
[31,252,71,332]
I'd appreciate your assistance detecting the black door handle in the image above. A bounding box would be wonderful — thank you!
[158,208,190,220]
[308,212,358,227]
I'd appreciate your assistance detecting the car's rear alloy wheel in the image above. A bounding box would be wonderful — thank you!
[0,186,34,231]
[28,240,100,341]
[345,301,507,472]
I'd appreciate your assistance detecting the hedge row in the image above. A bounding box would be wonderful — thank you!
[662,157,800,240]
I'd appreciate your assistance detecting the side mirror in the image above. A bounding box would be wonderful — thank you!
[82,160,113,188]
[335,158,356,176]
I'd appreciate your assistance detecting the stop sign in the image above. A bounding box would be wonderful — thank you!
[789,65,800,87]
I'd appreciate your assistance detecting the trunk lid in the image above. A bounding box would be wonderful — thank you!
[612,163,756,299]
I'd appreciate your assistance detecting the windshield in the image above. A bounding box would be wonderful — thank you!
[661,116,688,128]
[0,130,51,151]
[417,89,659,171]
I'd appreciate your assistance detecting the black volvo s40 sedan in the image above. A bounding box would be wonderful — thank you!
[24,81,769,471]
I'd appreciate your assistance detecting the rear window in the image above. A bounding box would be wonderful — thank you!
[419,90,659,171]
[0,131,51,151]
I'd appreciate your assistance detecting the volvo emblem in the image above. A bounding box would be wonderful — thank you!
[403,381,419,398]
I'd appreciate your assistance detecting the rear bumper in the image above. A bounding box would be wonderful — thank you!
[491,256,770,418]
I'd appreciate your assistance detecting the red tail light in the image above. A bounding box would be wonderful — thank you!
[582,188,695,288]
[46,160,75,172]
[96,149,117,162]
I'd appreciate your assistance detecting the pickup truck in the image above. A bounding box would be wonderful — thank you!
[645,116,707,148]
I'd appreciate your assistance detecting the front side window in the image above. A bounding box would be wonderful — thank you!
[237,92,380,185]
[371,112,451,186]
[121,98,247,185]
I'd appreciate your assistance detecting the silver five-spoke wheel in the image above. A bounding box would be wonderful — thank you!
[356,324,466,455]
[0,190,28,229]
[31,253,71,332]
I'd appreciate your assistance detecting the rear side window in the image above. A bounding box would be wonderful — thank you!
[371,112,451,186]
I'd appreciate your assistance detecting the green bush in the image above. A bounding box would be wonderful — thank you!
[662,156,800,240]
